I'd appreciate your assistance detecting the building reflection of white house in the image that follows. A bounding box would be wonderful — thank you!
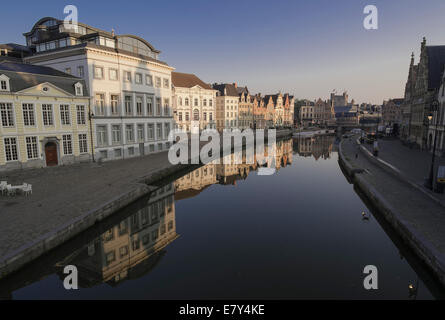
[64,182,178,286]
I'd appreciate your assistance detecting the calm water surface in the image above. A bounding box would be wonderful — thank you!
[1,136,443,299]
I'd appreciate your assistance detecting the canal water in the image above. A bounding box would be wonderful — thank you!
[0,136,443,299]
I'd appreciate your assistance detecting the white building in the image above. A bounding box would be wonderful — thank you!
[212,83,239,131]
[171,72,216,134]
[23,17,174,161]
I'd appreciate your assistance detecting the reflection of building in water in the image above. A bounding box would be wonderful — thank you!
[175,161,218,199]
[294,136,335,160]
[174,140,294,188]
[61,183,178,287]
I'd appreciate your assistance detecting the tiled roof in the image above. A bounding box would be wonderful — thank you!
[172,72,212,89]
[0,61,88,96]
[212,83,238,97]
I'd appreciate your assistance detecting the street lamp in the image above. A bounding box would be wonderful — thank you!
[425,100,440,191]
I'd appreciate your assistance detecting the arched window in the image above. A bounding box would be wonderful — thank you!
[185,98,189,106]
[193,109,199,121]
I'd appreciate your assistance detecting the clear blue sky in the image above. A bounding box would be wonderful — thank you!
[1,0,445,104]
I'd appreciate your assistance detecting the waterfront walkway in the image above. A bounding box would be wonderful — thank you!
[361,138,445,202]
[0,150,176,261]
[341,137,445,285]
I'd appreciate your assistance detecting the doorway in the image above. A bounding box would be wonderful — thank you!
[45,142,58,166]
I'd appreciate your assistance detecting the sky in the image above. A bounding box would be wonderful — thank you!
[1,0,445,104]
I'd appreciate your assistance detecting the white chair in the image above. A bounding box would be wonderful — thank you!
[0,181,7,195]
[6,185,16,197]
[23,184,32,196]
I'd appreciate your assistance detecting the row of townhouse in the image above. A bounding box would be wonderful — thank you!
[0,16,296,171]
[401,37,445,155]
[212,83,294,131]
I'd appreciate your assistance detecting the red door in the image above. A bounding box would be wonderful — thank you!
[45,142,58,166]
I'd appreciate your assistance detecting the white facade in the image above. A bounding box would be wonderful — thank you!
[216,96,239,131]
[173,85,216,133]
[26,47,175,161]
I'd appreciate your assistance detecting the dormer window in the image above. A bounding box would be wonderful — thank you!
[0,74,10,92]
[74,82,83,96]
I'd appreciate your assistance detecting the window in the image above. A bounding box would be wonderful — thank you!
[25,136,38,159]
[109,68,118,81]
[114,149,122,157]
[137,124,144,141]
[79,134,88,153]
[132,238,140,251]
[146,75,153,86]
[75,83,83,96]
[77,66,84,77]
[97,125,108,147]
[76,105,86,125]
[110,95,119,116]
[209,112,213,121]
[155,77,161,88]
[185,98,189,106]
[156,98,162,115]
[119,246,129,258]
[209,99,213,107]
[65,67,71,75]
[164,123,170,139]
[147,97,153,115]
[142,234,150,244]
[194,98,198,107]
[95,93,105,115]
[60,105,70,125]
[149,144,155,152]
[22,103,35,126]
[4,137,18,161]
[135,73,142,84]
[112,125,121,144]
[62,135,73,155]
[193,109,199,121]
[0,80,9,91]
[157,143,163,151]
[163,98,169,115]
[156,123,162,139]
[100,150,108,159]
[125,96,133,115]
[42,104,53,126]
[147,124,154,140]
[128,147,135,156]
[105,251,115,264]
[126,124,134,142]
[136,96,143,116]
[203,112,207,121]
[94,66,104,79]
[0,103,14,127]
[178,112,182,121]
[185,112,190,121]
[163,78,169,88]
[124,71,132,82]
